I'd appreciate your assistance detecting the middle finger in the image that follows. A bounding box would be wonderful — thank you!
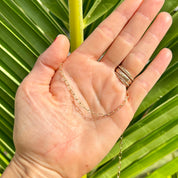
[102,0,165,67]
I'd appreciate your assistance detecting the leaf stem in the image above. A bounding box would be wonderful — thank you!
[68,1,85,177]
[69,0,84,52]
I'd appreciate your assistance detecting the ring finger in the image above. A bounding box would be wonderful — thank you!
[101,0,165,67]
[120,12,172,79]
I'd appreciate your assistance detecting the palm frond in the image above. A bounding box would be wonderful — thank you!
[0,0,177,177]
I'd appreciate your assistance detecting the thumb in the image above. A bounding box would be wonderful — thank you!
[29,34,70,85]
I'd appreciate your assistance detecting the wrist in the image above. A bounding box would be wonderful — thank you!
[2,153,63,178]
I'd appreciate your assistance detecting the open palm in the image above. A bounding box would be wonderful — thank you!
[12,0,172,177]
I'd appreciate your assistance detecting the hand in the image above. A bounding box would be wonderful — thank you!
[3,0,172,177]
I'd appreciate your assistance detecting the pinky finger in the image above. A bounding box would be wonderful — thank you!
[128,48,172,113]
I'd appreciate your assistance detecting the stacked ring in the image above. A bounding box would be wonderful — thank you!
[115,66,133,87]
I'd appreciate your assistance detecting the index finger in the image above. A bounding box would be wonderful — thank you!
[74,0,143,59]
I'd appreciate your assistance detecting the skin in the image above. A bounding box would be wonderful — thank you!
[2,0,173,177]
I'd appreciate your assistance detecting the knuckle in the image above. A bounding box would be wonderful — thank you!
[149,67,161,78]
[136,77,150,94]
[130,51,146,62]
[131,52,146,67]
[97,25,116,41]
[104,53,116,66]
[115,6,130,21]
[119,31,136,45]
[148,31,159,42]
[136,11,151,22]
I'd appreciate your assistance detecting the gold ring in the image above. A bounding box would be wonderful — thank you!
[115,66,133,87]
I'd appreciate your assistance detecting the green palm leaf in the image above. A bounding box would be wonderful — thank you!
[90,94,178,177]
[146,157,178,178]
[0,0,177,177]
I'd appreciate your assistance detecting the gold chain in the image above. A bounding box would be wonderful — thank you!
[117,135,123,178]
[59,63,128,118]
[59,62,126,176]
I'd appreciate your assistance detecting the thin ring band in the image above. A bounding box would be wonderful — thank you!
[118,66,134,81]
[115,66,133,87]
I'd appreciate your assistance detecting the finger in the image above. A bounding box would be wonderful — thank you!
[29,35,70,85]
[128,48,172,113]
[121,12,172,78]
[102,0,165,67]
[73,0,143,59]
